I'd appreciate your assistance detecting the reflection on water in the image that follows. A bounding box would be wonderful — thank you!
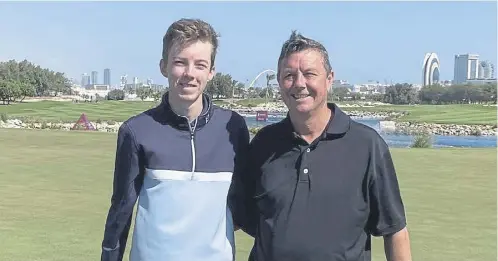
[244,116,497,148]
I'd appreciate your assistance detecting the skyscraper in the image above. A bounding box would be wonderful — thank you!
[81,73,91,86]
[104,68,111,85]
[422,53,440,86]
[453,54,479,84]
[478,61,495,79]
[120,75,128,89]
[91,71,98,85]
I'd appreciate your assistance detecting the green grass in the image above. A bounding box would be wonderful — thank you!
[0,128,496,261]
[342,104,497,125]
[0,100,231,122]
[1,100,496,126]
[234,98,269,107]
[0,100,159,122]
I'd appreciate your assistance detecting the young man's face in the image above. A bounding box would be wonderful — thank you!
[278,49,333,115]
[160,40,215,103]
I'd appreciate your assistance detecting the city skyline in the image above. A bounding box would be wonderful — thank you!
[80,50,496,89]
[0,1,496,86]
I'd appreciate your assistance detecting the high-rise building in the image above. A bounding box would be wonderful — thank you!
[104,68,111,85]
[453,54,479,84]
[120,75,128,89]
[81,73,91,87]
[422,53,440,86]
[146,78,154,85]
[133,77,139,85]
[91,71,99,85]
[478,61,495,79]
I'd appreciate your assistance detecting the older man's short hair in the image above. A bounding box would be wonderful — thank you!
[277,30,332,78]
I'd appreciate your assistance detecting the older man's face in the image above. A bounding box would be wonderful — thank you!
[278,49,333,115]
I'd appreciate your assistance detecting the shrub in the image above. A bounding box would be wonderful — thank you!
[249,127,261,135]
[41,122,49,129]
[470,128,482,136]
[0,113,7,122]
[411,131,433,148]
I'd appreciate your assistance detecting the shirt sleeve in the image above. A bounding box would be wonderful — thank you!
[101,122,143,261]
[366,142,407,237]
[227,114,258,237]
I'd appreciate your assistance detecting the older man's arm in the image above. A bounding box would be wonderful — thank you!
[384,227,412,261]
[367,139,412,261]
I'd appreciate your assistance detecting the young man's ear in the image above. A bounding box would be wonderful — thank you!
[159,59,168,78]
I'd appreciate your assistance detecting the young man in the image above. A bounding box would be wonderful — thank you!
[231,31,412,261]
[100,18,249,261]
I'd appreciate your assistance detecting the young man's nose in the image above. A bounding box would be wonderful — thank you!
[182,65,195,78]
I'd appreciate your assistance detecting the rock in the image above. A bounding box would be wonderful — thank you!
[0,117,496,137]
[394,121,497,136]
[379,121,396,133]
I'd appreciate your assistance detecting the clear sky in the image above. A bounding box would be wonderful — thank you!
[0,1,496,87]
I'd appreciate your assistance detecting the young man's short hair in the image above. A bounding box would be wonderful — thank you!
[162,18,219,69]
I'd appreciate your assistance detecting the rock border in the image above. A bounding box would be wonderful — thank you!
[1,116,495,137]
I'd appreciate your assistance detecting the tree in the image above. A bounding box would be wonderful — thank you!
[0,59,72,103]
[235,82,245,98]
[383,83,419,105]
[107,89,125,100]
[418,83,496,104]
[205,72,244,99]
[136,86,153,101]
[329,87,350,101]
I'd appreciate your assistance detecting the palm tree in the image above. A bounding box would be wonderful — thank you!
[265,73,276,102]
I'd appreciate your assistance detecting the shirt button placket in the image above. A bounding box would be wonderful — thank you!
[299,146,310,182]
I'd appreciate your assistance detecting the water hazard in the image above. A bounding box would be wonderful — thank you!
[244,116,497,148]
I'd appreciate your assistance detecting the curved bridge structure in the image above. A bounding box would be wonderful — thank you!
[248,69,277,88]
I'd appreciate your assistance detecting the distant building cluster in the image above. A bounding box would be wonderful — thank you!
[81,68,111,86]
[118,74,166,93]
[72,68,167,100]
[76,68,112,98]
[331,80,396,95]
[422,52,496,87]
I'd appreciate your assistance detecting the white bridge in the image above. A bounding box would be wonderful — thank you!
[247,69,277,88]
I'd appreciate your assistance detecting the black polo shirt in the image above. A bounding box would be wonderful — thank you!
[229,103,407,261]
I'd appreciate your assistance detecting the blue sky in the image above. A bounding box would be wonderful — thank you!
[0,1,496,86]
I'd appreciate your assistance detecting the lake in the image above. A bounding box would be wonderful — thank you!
[244,116,497,148]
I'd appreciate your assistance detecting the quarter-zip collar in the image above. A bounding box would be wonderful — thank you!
[160,91,214,132]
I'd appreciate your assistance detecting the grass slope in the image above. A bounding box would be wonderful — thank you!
[1,100,496,125]
[0,129,496,261]
[347,104,497,125]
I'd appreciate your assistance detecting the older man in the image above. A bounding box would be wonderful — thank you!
[230,31,412,261]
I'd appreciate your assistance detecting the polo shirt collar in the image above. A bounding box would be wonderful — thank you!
[283,102,351,138]
[325,103,351,135]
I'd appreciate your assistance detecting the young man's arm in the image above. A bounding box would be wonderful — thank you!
[101,122,143,261]
[228,113,258,237]
[366,142,412,261]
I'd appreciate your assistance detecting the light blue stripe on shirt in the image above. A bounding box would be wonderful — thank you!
[129,169,235,261]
